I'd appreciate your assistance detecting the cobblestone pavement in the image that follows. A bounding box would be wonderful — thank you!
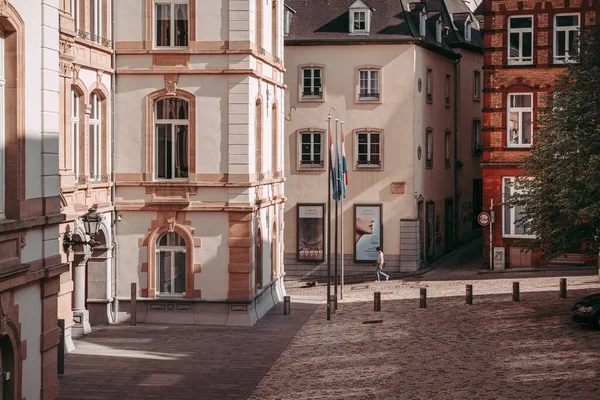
[58,300,318,400]
[59,238,600,399]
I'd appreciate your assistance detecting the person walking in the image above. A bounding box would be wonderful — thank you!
[375,247,389,281]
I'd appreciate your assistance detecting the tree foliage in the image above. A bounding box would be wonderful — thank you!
[509,23,600,259]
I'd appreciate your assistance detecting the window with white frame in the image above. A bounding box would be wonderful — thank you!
[508,16,533,64]
[156,232,186,295]
[473,70,481,101]
[444,130,451,168]
[155,97,189,179]
[472,119,482,154]
[0,28,4,219]
[426,68,433,103]
[89,92,101,182]
[502,177,534,238]
[283,9,291,36]
[420,12,426,36]
[301,67,322,99]
[356,132,381,168]
[554,14,579,63]
[90,0,102,42]
[299,132,323,167]
[71,90,80,180]
[358,69,380,100]
[350,10,369,34]
[71,0,80,31]
[444,74,451,106]
[507,93,533,147]
[155,0,188,48]
[436,19,442,43]
[464,20,472,42]
[426,128,433,168]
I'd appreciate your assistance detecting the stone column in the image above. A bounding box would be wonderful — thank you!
[72,250,92,337]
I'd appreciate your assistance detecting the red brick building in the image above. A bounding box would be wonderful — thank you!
[482,0,599,268]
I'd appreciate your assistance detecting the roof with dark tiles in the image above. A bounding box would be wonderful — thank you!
[284,0,482,54]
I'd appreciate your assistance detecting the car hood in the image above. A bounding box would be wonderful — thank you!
[574,293,600,307]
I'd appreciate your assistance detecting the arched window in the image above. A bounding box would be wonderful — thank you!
[256,0,263,50]
[0,27,4,219]
[89,92,102,181]
[271,102,278,176]
[155,97,189,179]
[156,232,186,295]
[71,89,80,180]
[271,1,278,58]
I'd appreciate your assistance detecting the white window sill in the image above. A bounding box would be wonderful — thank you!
[507,60,533,66]
[553,58,578,64]
[506,144,532,149]
[502,234,536,239]
[153,46,189,51]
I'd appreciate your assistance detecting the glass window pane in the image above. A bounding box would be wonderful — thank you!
[175,4,188,46]
[301,134,310,144]
[156,4,171,46]
[509,32,520,58]
[556,31,566,56]
[313,69,321,78]
[509,111,519,144]
[515,205,526,235]
[303,69,311,79]
[568,30,578,54]
[156,124,172,178]
[358,134,367,143]
[521,112,532,144]
[174,252,186,293]
[522,32,532,58]
[556,15,578,27]
[158,251,172,293]
[510,17,532,29]
[175,125,188,178]
[156,98,189,120]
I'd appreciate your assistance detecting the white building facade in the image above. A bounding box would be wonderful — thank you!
[0,1,68,399]
[113,0,285,325]
[283,0,483,280]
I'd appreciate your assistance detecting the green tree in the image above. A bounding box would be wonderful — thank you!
[509,23,600,261]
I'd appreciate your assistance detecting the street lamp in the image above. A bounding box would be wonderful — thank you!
[63,206,105,252]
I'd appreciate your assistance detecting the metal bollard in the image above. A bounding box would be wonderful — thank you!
[57,319,65,375]
[420,288,427,308]
[330,295,337,314]
[466,284,473,305]
[374,292,381,312]
[560,278,567,299]
[283,295,291,315]
[513,282,520,302]
[131,282,137,326]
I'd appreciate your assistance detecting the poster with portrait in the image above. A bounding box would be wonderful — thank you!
[354,204,383,262]
[297,204,325,262]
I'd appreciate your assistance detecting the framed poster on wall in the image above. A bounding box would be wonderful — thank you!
[297,204,325,262]
[354,204,383,262]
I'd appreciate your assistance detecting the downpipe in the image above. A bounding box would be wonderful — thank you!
[110,0,119,322]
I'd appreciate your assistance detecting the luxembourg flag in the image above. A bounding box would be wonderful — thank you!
[341,128,348,198]
[329,127,339,201]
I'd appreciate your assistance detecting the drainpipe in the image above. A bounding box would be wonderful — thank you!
[453,55,461,250]
[110,0,119,322]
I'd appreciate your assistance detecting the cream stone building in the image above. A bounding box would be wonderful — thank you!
[283,0,483,279]
[113,0,285,325]
[57,0,115,350]
[0,0,68,398]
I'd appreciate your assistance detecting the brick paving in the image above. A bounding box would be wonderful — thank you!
[59,239,600,399]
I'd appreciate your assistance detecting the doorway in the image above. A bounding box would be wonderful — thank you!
[445,198,454,253]
[426,201,435,262]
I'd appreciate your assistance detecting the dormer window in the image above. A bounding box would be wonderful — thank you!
[420,12,427,36]
[349,0,372,34]
[465,19,472,42]
[284,4,296,37]
[436,19,443,43]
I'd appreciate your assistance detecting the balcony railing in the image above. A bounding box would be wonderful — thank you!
[76,29,113,48]
[258,47,266,56]
[274,56,281,64]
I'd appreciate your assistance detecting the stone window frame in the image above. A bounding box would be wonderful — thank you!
[271,101,279,177]
[145,223,196,298]
[353,128,384,171]
[88,91,103,182]
[271,0,279,58]
[156,231,187,296]
[298,64,325,103]
[69,79,89,184]
[0,6,26,221]
[355,65,382,104]
[444,73,451,107]
[464,19,472,42]
[154,97,190,180]
[472,118,482,156]
[296,128,325,171]
[444,129,451,168]
[419,11,426,37]
[144,0,196,50]
[144,87,196,182]
[426,68,433,104]
[473,70,481,101]
[426,127,433,169]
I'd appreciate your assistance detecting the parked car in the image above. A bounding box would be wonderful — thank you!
[572,293,600,328]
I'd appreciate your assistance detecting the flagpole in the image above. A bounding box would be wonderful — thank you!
[340,121,345,301]
[334,119,340,306]
[326,115,332,321]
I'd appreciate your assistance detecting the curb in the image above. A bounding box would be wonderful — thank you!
[476,265,598,274]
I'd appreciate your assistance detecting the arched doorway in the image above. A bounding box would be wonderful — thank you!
[270,221,277,281]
